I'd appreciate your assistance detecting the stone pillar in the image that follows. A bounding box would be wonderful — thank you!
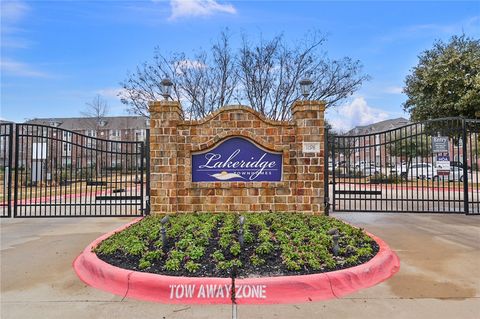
[149,101,182,214]
[291,100,326,214]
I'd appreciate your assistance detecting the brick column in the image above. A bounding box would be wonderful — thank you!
[292,100,326,214]
[149,101,182,214]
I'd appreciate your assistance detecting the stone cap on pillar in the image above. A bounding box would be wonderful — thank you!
[292,100,326,120]
[149,100,183,117]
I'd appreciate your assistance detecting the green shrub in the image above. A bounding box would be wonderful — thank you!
[230,241,241,256]
[369,173,399,184]
[95,213,376,276]
[164,257,181,271]
[139,260,151,270]
[187,246,205,261]
[185,261,201,273]
[211,250,225,262]
[255,241,274,255]
[250,254,265,266]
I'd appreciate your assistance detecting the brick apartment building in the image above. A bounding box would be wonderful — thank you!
[338,117,479,170]
[343,118,410,166]
[11,116,149,184]
[26,116,149,142]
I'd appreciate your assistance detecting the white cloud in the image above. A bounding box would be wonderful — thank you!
[0,59,50,78]
[174,59,208,75]
[94,88,131,114]
[175,59,207,69]
[1,38,31,49]
[384,86,403,94]
[1,0,29,24]
[326,97,391,133]
[1,1,31,49]
[168,0,236,20]
[96,87,127,99]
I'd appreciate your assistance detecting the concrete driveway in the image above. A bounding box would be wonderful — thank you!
[1,213,479,319]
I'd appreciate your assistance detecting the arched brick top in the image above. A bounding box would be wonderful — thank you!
[190,130,287,153]
[181,105,293,127]
[149,99,325,214]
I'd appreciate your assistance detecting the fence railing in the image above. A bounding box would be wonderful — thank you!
[0,123,14,217]
[1,123,146,218]
[327,117,480,214]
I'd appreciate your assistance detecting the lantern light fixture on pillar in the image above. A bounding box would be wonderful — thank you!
[160,78,173,100]
[299,78,313,99]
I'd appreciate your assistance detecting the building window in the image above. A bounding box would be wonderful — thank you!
[108,142,121,152]
[62,157,72,168]
[0,136,5,154]
[109,129,121,140]
[135,129,146,141]
[87,158,96,168]
[85,130,97,148]
[62,131,72,156]
[86,130,97,137]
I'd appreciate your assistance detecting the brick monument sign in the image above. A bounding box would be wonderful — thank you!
[149,100,326,214]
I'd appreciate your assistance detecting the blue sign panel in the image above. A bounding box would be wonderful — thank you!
[192,137,283,182]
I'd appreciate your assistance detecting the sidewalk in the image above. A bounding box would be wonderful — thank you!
[1,213,479,319]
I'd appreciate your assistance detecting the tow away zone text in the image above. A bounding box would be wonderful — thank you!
[169,284,267,299]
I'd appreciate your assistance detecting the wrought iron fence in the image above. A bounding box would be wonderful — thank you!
[327,118,480,214]
[0,123,14,217]
[12,124,145,217]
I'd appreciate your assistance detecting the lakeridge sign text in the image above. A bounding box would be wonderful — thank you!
[192,137,283,182]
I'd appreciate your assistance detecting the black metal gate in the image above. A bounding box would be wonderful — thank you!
[327,118,480,214]
[1,123,14,217]
[7,124,146,217]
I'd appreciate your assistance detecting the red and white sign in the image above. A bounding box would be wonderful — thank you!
[436,155,450,176]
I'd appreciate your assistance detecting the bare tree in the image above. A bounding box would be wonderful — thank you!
[120,30,369,120]
[120,52,184,118]
[82,95,109,130]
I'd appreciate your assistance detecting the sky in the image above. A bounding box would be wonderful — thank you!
[1,0,479,131]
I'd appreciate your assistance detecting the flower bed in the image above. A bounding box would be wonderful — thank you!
[95,213,379,278]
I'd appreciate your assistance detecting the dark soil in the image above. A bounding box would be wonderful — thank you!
[96,223,379,278]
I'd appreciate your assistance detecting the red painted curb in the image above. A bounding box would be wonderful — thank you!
[73,218,400,304]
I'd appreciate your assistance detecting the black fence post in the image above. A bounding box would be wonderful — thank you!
[140,141,145,216]
[145,128,151,216]
[7,124,14,218]
[0,123,15,218]
[462,119,470,215]
[13,124,19,218]
[331,133,336,214]
[324,128,330,216]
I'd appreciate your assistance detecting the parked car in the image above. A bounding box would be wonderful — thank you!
[450,161,471,170]
[335,160,347,168]
[360,164,383,176]
[407,163,437,180]
[390,163,408,177]
[354,161,372,169]
[435,165,467,182]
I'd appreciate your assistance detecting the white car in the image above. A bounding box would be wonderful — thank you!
[435,165,468,182]
[360,164,382,176]
[404,163,437,180]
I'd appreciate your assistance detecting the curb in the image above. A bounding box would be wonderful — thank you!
[73,218,400,304]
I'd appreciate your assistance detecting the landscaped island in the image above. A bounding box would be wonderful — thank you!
[95,213,379,278]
